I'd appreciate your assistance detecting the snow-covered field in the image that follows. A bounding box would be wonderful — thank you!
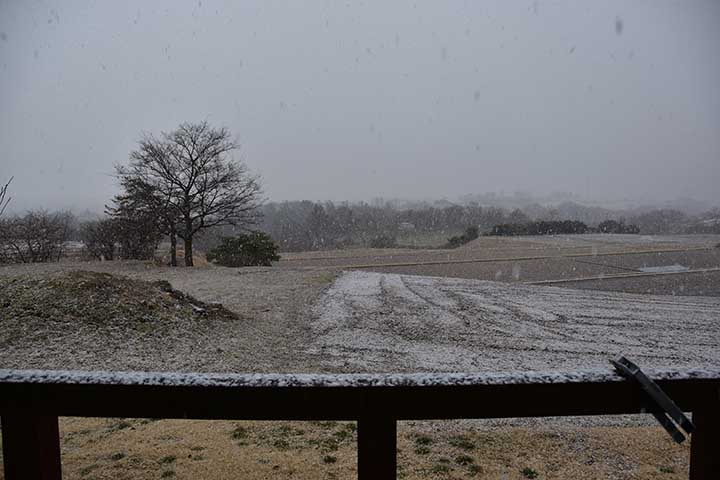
[308,271,720,373]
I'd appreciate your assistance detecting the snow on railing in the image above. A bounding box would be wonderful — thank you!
[1,366,719,388]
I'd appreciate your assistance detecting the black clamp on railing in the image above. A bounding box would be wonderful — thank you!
[610,356,696,443]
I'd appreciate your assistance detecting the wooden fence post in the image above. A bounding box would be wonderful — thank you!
[357,416,396,480]
[689,405,720,480]
[1,415,62,480]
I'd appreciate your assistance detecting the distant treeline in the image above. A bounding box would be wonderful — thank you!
[257,201,720,251]
[2,199,719,261]
[488,219,640,236]
[258,201,530,251]
[489,220,589,236]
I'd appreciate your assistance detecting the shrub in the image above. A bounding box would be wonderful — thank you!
[448,435,475,451]
[521,467,539,479]
[445,226,479,248]
[113,213,162,260]
[206,232,280,267]
[368,235,397,248]
[0,210,73,263]
[597,219,640,234]
[80,218,118,260]
[489,220,587,236]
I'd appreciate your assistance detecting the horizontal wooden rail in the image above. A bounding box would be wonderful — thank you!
[1,368,719,479]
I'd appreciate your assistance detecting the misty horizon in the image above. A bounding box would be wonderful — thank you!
[2,1,719,213]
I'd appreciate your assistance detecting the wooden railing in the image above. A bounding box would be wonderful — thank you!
[1,368,718,479]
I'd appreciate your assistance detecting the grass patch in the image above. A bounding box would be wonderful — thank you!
[414,435,433,446]
[274,425,305,437]
[333,428,353,441]
[314,271,337,285]
[468,464,484,476]
[313,420,338,429]
[107,420,132,432]
[322,455,337,464]
[521,467,539,478]
[137,418,160,426]
[79,464,99,477]
[159,455,176,464]
[455,454,474,465]
[414,446,431,455]
[109,452,125,461]
[448,435,475,451]
[273,438,290,450]
[431,463,451,474]
[161,471,176,478]
[231,426,248,439]
[659,466,675,474]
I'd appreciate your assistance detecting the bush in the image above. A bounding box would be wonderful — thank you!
[206,232,280,267]
[368,235,397,248]
[80,218,118,260]
[0,210,73,263]
[597,219,639,234]
[113,214,162,260]
[489,220,588,236]
[445,226,479,248]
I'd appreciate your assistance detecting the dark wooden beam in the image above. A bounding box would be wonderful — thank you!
[1,415,62,480]
[358,416,396,480]
[689,402,720,480]
[0,379,715,421]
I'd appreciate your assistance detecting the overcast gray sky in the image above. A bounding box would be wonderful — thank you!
[1,0,719,213]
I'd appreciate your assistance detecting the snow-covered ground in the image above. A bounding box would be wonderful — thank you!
[308,271,720,373]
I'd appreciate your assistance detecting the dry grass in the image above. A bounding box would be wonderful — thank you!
[0,270,237,325]
[0,418,689,480]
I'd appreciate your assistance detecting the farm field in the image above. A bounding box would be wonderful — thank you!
[1,234,719,479]
[282,234,720,296]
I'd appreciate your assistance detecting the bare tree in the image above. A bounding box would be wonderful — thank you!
[80,218,118,260]
[115,122,262,266]
[0,177,12,218]
[0,210,73,263]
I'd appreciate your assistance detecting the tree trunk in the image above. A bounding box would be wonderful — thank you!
[169,231,177,267]
[184,236,194,267]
